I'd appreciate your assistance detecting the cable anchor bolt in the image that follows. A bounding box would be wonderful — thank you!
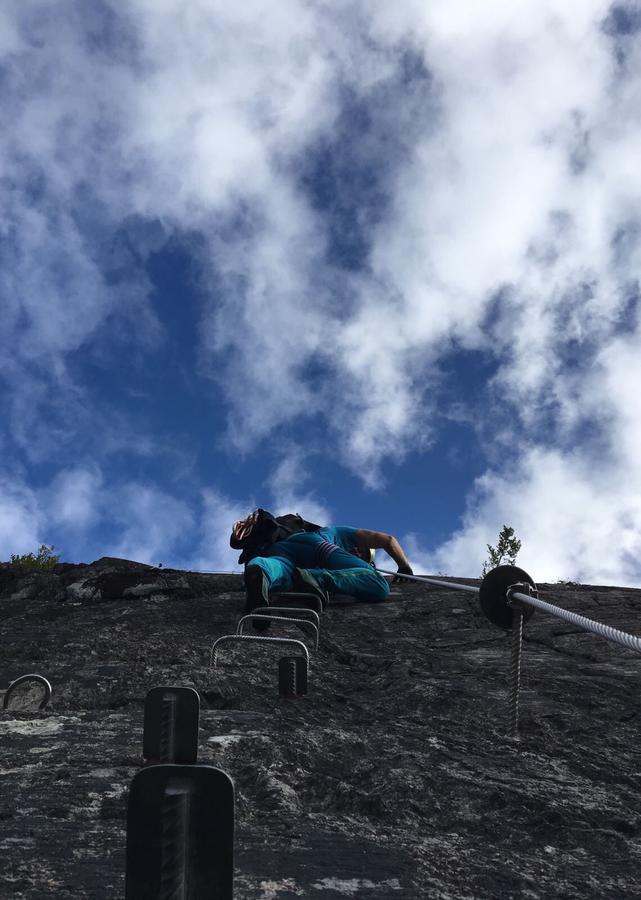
[506,581,538,611]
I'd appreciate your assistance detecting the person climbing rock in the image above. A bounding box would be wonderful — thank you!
[230,510,414,631]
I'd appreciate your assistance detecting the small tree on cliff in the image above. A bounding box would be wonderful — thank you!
[482,526,521,577]
[9,544,60,572]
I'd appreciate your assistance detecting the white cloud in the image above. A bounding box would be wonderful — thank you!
[108,483,195,565]
[47,467,103,530]
[266,445,332,526]
[1,465,200,568]
[0,457,332,572]
[409,441,641,587]
[182,456,334,574]
[183,488,251,574]
[0,477,43,558]
[363,1,622,394]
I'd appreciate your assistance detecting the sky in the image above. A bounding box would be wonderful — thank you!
[1,1,641,586]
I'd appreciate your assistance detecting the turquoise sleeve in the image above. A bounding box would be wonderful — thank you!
[325,526,358,551]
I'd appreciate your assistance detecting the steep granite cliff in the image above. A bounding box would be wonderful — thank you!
[1,557,641,898]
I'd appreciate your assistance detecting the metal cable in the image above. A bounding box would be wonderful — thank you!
[377,569,480,594]
[381,569,641,655]
[510,610,524,739]
[510,590,641,655]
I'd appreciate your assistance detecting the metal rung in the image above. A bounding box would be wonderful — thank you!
[269,592,324,614]
[210,635,309,668]
[260,607,321,630]
[236,615,319,651]
[3,674,52,711]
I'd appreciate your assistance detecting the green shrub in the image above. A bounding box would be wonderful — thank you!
[9,544,60,572]
[482,526,521,577]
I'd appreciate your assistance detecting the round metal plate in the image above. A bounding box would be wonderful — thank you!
[479,565,537,630]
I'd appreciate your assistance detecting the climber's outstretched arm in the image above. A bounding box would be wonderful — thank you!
[354,529,413,576]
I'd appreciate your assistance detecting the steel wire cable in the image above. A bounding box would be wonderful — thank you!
[377,569,480,593]
[381,569,641,654]
[511,590,641,655]
[510,610,524,739]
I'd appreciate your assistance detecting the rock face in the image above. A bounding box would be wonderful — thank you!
[1,557,641,899]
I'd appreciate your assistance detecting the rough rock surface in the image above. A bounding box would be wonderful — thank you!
[1,557,641,898]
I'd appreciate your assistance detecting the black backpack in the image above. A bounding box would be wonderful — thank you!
[230,508,321,565]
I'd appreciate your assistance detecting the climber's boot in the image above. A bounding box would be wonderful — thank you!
[292,568,329,609]
[244,565,271,632]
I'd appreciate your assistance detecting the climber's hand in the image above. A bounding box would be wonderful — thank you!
[392,565,414,584]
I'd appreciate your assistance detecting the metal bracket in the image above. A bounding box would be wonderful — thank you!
[479,566,538,630]
[209,635,310,668]
[125,764,234,900]
[236,615,319,650]
[278,656,308,698]
[143,687,200,765]
[507,581,539,609]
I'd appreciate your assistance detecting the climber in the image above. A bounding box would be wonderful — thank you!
[230,511,414,629]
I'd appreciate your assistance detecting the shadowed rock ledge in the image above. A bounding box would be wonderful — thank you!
[1,557,641,898]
